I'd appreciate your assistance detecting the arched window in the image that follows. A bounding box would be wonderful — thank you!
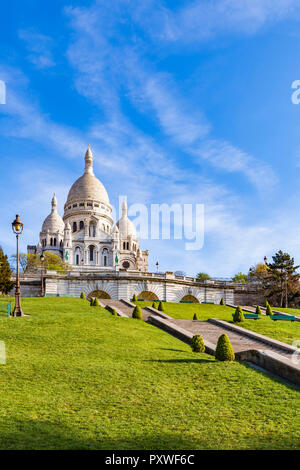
[123,242,126,250]
[74,247,81,266]
[102,248,108,267]
[89,245,94,262]
[89,223,96,237]
[126,242,129,250]
[60,240,63,247]
[50,238,53,246]
[79,221,84,230]
[73,222,77,232]
[54,238,57,246]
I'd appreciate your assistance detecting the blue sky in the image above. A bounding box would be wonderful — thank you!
[1,0,300,277]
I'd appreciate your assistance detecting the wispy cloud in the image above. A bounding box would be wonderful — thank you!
[18,29,56,69]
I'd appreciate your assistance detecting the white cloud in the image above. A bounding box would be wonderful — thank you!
[18,29,55,69]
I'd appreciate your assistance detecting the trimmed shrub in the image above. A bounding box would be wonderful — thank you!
[112,309,118,316]
[80,292,86,300]
[264,300,269,308]
[158,301,165,312]
[152,301,157,308]
[266,304,273,316]
[193,313,200,320]
[255,305,262,315]
[132,305,143,319]
[191,334,205,353]
[94,297,100,307]
[233,306,245,322]
[132,294,138,302]
[215,334,235,361]
[90,298,95,306]
[220,298,225,306]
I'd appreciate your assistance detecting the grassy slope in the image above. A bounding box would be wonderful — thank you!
[0,297,299,450]
[137,302,300,347]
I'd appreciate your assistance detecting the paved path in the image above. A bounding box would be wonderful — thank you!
[101,300,298,362]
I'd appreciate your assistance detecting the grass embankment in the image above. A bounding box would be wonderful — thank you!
[136,301,300,347]
[0,297,299,450]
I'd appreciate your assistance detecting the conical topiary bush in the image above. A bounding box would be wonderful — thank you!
[112,309,118,316]
[264,300,269,308]
[255,305,262,315]
[94,297,100,307]
[132,294,138,302]
[90,298,94,306]
[233,306,245,322]
[80,292,86,300]
[158,301,165,312]
[152,301,157,308]
[220,298,225,305]
[266,304,273,316]
[132,305,143,319]
[190,334,205,353]
[215,334,235,361]
[193,313,200,320]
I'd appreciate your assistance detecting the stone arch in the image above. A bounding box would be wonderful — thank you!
[181,295,199,303]
[173,287,202,303]
[87,290,111,300]
[137,291,159,300]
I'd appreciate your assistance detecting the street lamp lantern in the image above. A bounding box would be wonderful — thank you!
[11,214,25,316]
[156,261,159,273]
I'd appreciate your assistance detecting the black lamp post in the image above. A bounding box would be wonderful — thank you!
[11,214,24,316]
[40,253,45,297]
[156,261,159,273]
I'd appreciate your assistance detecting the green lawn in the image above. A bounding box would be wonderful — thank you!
[0,297,299,450]
[139,301,300,347]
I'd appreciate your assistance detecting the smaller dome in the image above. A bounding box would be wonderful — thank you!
[42,194,64,233]
[116,199,137,239]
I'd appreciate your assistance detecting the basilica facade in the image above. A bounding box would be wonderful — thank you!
[28,147,149,272]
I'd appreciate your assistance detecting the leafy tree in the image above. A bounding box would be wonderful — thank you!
[265,251,300,308]
[0,247,14,294]
[190,335,205,353]
[233,306,245,323]
[255,305,262,315]
[266,304,273,316]
[132,305,143,319]
[232,272,248,283]
[215,334,235,361]
[27,252,71,273]
[196,272,211,281]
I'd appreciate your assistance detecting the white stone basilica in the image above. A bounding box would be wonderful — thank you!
[28,147,149,272]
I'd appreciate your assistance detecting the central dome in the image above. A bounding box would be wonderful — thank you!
[66,147,110,205]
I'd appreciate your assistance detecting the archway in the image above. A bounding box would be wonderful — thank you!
[138,291,159,301]
[87,290,111,300]
[181,295,199,303]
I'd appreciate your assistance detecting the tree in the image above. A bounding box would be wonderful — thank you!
[264,251,300,308]
[0,247,14,294]
[132,305,143,319]
[10,253,28,273]
[26,252,71,273]
[112,309,118,316]
[220,298,225,305]
[193,313,199,320]
[132,293,138,302]
[266,304,273,316]
[255,305,262,315]
[190,335,205,353]
[94,297,100,306]
[80,292,86,300]
[233,306,245,323]
[158,301,165,312]
[152,301,156,308]
[232,272,248,283]
[196,272,211,281]
[215,334,235,361]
